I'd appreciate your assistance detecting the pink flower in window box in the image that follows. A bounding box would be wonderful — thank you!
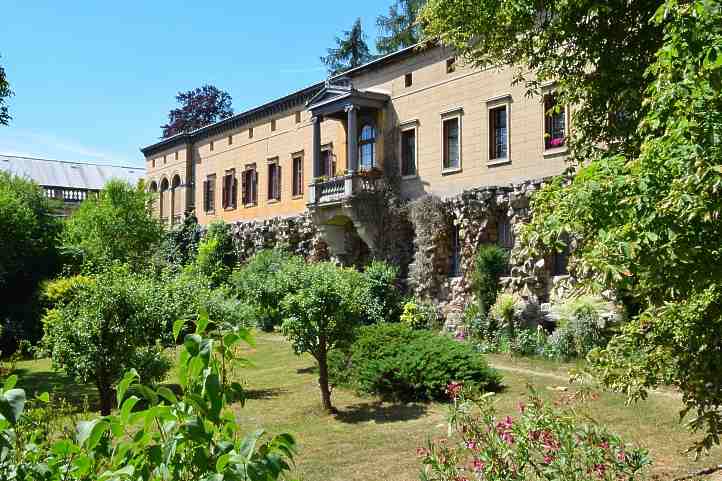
[549,137,565,148]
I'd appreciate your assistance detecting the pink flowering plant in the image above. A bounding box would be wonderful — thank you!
[419,384,650,481]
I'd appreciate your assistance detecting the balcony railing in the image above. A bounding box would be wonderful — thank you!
[308,172,381,206]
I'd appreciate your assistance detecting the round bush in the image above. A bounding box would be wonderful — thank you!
[330,323,502,401]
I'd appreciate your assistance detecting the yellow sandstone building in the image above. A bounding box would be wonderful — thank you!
[142,44,568,225]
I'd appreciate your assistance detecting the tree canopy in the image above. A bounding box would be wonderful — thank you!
[62,179,164,271]
[422,0,722,451]
[161,84,233,138]
[321,18,374,75]
[0,55,11,126]
[376,0,427,55]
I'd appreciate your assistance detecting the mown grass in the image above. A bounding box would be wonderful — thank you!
[12,333,722,480]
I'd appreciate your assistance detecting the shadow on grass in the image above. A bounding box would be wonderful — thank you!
[245,387,288,400]
[335,401,429,424]
[296,366,317,375]
[12,367,99,413]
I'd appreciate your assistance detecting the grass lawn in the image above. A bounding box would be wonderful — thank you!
[12,333,722,481]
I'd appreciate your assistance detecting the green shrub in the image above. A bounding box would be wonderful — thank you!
[470,244,509,315]
[548,296,612,359]
[509,326,547,357]
[331,323,502,401]
[191,220,237,287]
[230,249,306,331]
[490,292,522,338]
[361,260,401,322]
[400,300,439,330]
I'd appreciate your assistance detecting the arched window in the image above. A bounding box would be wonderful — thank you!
[358,123,376,170]
[171,175,182,223]
[149,181,158,193]
[160,177,169,220]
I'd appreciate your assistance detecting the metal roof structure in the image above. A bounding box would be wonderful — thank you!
[0,154,145,190]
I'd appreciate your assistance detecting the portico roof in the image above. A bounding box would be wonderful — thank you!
[306,78,390,117]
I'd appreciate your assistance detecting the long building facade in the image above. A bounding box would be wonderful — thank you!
[141,44,569,275]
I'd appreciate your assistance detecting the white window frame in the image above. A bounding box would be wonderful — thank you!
[486,94,512,166]
[399,119,419,179]
[440,107,463,174]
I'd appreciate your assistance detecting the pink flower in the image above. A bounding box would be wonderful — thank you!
[600,441,609,450]
[594,463,606,478]
[543,455,554,464]
[455,331,466,341]
[416,447,428,458]
[466,441,478,450]
[472,459,485,472]
[550,137,565,147]
[517,401,526,413]
[617,450,626,462]
[446,382,463,399]
[501,431,515,445]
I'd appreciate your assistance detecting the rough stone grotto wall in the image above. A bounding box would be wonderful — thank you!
[228,212,326,262]
[408,178,565,328]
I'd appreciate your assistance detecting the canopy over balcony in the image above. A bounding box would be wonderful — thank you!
[306,78,389,206]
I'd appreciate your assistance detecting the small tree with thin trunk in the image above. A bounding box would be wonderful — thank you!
[280,262,366,412]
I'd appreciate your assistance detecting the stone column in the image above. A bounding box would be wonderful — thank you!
[346,104,358,174]
[312,116,322,179]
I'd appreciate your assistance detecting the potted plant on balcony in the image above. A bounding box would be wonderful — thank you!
[358,166,383,181]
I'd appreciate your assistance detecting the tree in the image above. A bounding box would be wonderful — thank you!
[376,0,426,55]
[0,172,62,351]
[422,0,722,452]
[161,85,233,138]
[321,18,374,75]
[280,262,368,412]
[41,265,172,415]
[420,0,665,159]
[62,179,164,271]
[0,55,12,126]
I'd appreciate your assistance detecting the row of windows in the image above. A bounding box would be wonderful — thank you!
[398,92,566,177]
[202,155,304,213]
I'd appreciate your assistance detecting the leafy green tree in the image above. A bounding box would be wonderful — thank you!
[41,265,172,415]
[0,55,12,126]
[0,172,62,350]
[2,312,296,480]
[191,220,236,287]
[376,0,426,55]
[470,245,509,315]
[420,0,665,158]
[321,18,374,75]
[280,262,368,412]
[423,0,722,451]
[62,179,163,271]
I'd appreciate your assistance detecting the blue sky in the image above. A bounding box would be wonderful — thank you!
[0,1,391,167]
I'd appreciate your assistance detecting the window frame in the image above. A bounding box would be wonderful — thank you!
[440,108,463,174]
[292,152,304,198]
[486,95,512,166]
[221,168,237,210]
[209,140,214,152]
[267,157,281,202]
[358,122,377,171]
[295,111,302,124]
[203,173,216,214]
[542,90,568,154]
[400,121,418,179]
[321,145,336,178]
[241,164,258,207]
[404,72,413,88]
[248,127,254,139]
[271,119,277,132]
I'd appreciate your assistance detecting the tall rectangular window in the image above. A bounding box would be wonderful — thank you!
[203,174,216,213]
[210,141,214,152]
[222,169,237,209]
[401,128,417,177]
[446,57,456,74]
[271,119,277,131]
[489,105,508,160]
[497,218,514,249]
[249,127,254,139]
[267,160,281,201]
[295,111,301,124]
[292,155,304,197]
[442,117,460,170]
[321,149,336,177]
[241,165,257,206]
[544,93,566,149]
[228,135,233,145]
[404,72,413,87]
[175,151,179,160]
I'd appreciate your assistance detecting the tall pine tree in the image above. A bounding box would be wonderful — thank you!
[376,0,426,55]
[321,18,374,75]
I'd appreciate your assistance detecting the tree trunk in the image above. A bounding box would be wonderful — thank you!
[97,381,115,416]
[317,342,334,413]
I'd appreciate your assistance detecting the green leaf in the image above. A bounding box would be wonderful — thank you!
[157,386,178,404]
[36,392,50,403]
[76,419,108,450]
[3,375,18,391]
[116,369,138,408]
[0,388,26,425]
[196,308,210,334]
[173,318,186,342]
[120,396,140,424]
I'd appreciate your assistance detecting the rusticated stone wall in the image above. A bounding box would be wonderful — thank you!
[228,213,323,262]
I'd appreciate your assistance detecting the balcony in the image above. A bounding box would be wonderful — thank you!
[307,171,382,206]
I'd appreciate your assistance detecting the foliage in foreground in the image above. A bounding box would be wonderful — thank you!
[0,310,296,480]
[330,323,502,402]
[0,172,62,352]
[424,0,722,451]
[470,245,508,316]
[419,386,650,481]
